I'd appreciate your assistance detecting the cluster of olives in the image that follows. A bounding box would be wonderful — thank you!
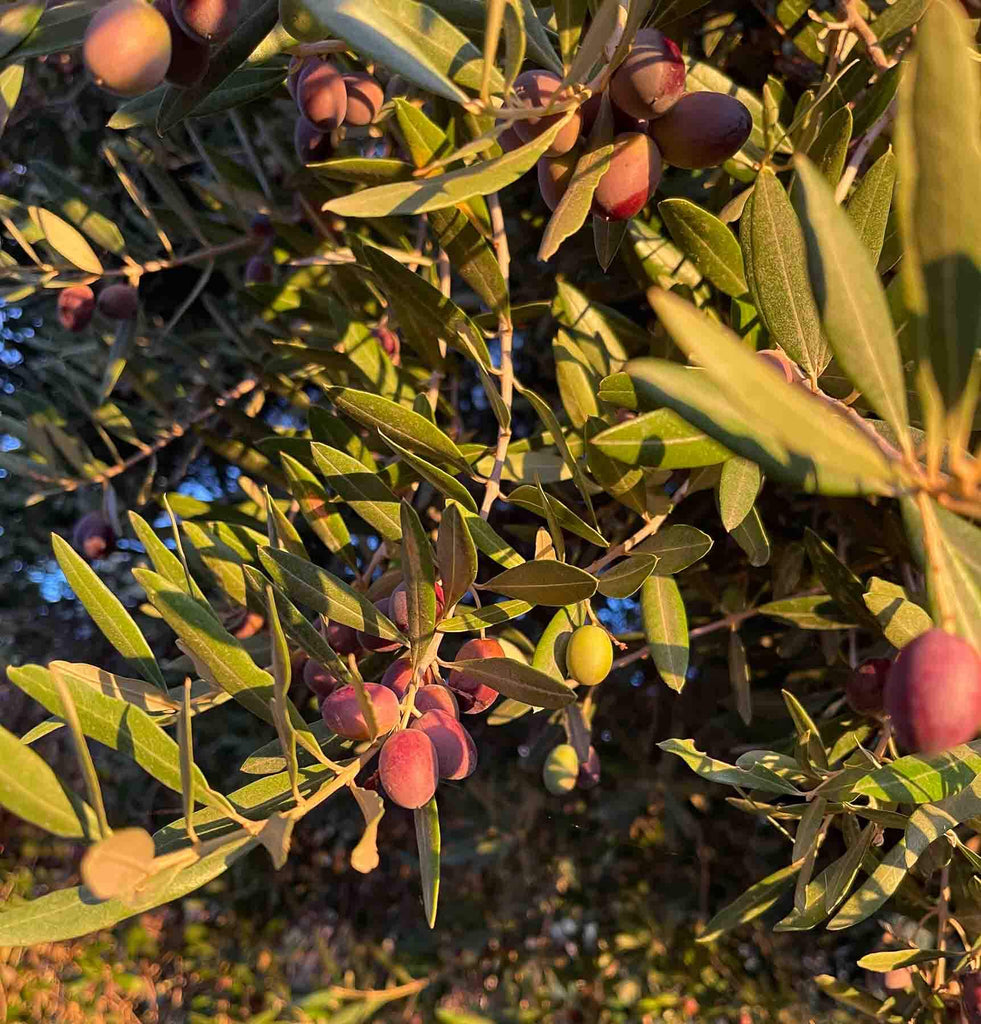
[301,581,507,810]
[288,56,384,164]
[82,0,240,97]
[523,29,752,220]
[56,282,139,332]
[542,624,613,795]
[72,510,117,561]
[846,629,981,755]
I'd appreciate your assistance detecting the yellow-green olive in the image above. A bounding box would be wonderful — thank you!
[543,744,579,795]
[566,624,613,686]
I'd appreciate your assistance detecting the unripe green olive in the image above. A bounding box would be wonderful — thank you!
[565,624,613,686]
[543,743,579,795]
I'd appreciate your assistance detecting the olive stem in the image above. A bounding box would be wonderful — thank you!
[935,864,950,990]
[479,192,514,518]
[834,98,897,203]
[836,0,892,71]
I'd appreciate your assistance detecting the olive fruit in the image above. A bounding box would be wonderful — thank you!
[244,256,272,284]
[72,511,116,561]
[537,149,579,212]
[577,746,601,789]
[342,72,384,126]
[388,581,445,632]
[174,0,239,42]
[57,286,95,332]
[97,284,139,320]
[580,92,648,137]
[757,348,797,383]
[303,660,340,698]
[321,683,400,740]
[155,0,209,87]
[380,657,434,700]
[297,60,347,131]
[379,730,439,808]
[961,971,981,1024]
[592,132,662,222]
[294,118,331,164]
[649,92,752,169]
[513,70,582,156]
[847,657,891,716]
[320,618,360,656]
[884,629,981,754]
[566,624,614,686]
[448,637,503,714]
[414,684,460,718]
[250,213,274,239]
[543,744,579,795]
[356,597,403,653]
[411,709,477,780]
[609,28,685,120]
[83,0,172,97]
[286,55,308,100]
[499,127,523,154]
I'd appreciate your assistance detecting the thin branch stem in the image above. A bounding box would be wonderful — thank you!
[836,0,891,71]
[835,98,897,203]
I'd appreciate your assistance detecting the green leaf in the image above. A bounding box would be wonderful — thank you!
[863,577,932,648]
[904,775,981,868]
[327,387,465,469]
[746,167,829,379]
[357,241,491,369]
[554,0,587,66]
[155,0,282,133]
[31,206,102,274]
[379,432,478,513]
[553,329,600,429]
[858,949,955,972]
[449,657,574,708]
[730,505,771,567]
[553,280,640,374]
[589,408,732,468]
[794,156,910,446]
[813,975,905,1021]
[846,151,897,265]
[436,503,478,614]
[636,524,713,574]
[641,575,688,692]
[532,604,586,682]
[697,859,804,943]
[757,595,853,630]
[52,534,165,688]
[429,206,508,316]
[0,0,45,59]
[658,738,801,795]
[0,63,23,139]
[0,835,256,947]
[896,0,981,410]
[597,554,658,598]
[504,485,605,548]
[658,198,747,297]
[400,500,437,666]
[35,662,177,715]
[0,722,96,839]
[181,522,247,607]
[437,599,533,632]
[593,215,628,271]
[259,547,405,642]
[717,456,761,532]
[33,160,126,254]
[804,105,852,186]
[629,217,706,293]
[804,528,880,630]
[324,112,575,216]
[828,836,910,929]
[311,442,403,541]
[128,511,205,600]
[310,155,413,185]
[6,663,228,813]
[414,796,440,928]
[643,292,899,492]
[480,560,597,606]
[279,452,353,558]
[446,498,524,568]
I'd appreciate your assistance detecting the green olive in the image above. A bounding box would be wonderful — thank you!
[565,624,613,687]
[543,744,579,795]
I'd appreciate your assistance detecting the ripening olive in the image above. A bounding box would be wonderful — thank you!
[580,92,648,137]
[250,213,274,239]
[303,659,340,698]
[72,511,116,561]
[320,618,360,655]
[321,683,400,740]
[244,256,272,284]
[379,729,439,808]
[537,149,579,212]
[566,624,613,686]
[609,28,685,120]
[297,60,347,131]
[380,657,435,700]
[884,629,981,754]
[57,286,95,332]
[83,0,172,97]
[847,657,891,716]
[757,348,797,383]
[174,0,239,42]
[294,117,332,164]
[498,127,523,155]
[513,70,582,156]
[592,132,662,222]
[577,746,601,789]
[287,55,308,100]
[411,709,477,780]
[415,684,460,718]
[342,72,384,126]
[649,91,752,169]
[448,637,503,714]
[543,743,579,795]
[97,284,139,320]
[356,597,402,653]
[961,971,981,1024]
[155,0,209,87]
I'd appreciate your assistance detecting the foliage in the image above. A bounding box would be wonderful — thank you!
[1,0,981,1017]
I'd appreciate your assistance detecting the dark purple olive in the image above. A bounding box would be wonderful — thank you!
[648,91,752,169]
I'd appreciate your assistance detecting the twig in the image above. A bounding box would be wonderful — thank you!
[935,864,950,990]
[230,108,272,200]
[836,0,891,71]
[328,978,430,1001]
[287,39,349,57]
[835,98,897,202]
[479,193,513,518]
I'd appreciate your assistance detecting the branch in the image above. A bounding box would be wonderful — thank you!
[836,0,891,71]
[835,98,897,203]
